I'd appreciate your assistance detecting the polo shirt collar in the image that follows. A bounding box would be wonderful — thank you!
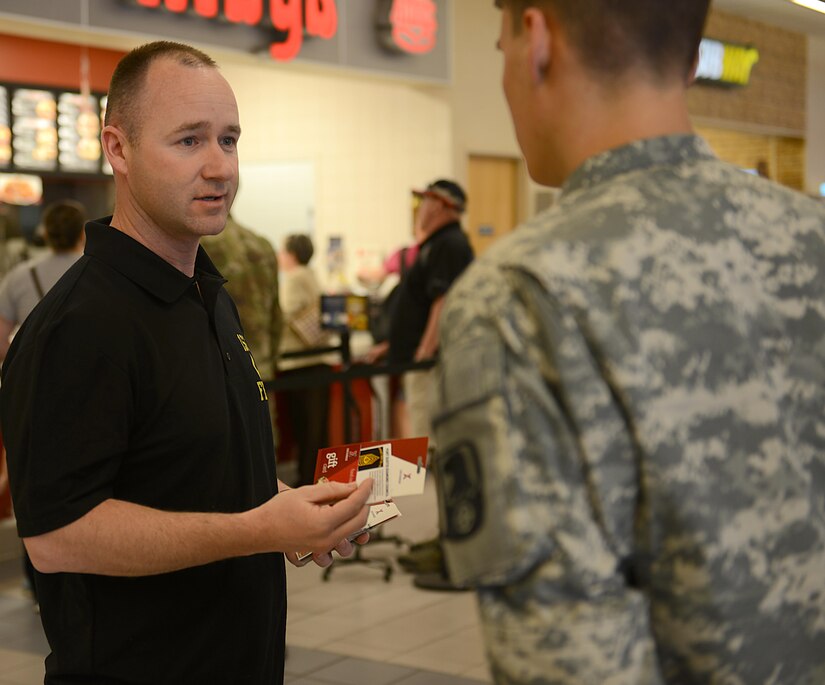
[421,220,462,247]
[561,134,717,197]
[84,218,226,304]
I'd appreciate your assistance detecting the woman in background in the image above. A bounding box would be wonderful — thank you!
[278,234,331,487]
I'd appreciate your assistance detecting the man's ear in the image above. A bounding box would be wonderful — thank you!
[687,49,700,86]
[523,7,551,85]
[100,125,130,176]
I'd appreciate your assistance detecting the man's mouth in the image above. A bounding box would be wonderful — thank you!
[196,194,224,202]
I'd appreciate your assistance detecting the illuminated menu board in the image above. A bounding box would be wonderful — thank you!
[58,93,101,173]
[12,88,58,172]
[1,83,109,177]
[0,87,9,170]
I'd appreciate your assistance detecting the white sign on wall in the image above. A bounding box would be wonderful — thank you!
[231,160,315,251]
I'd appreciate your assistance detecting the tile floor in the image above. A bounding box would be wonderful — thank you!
[0,481,493,684]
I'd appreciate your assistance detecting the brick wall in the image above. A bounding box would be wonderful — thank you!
[696,125,805,190]
[688,9,807,134]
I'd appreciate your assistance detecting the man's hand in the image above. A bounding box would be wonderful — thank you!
[286,531,371,568]
[414,340,437,362]
[362,341,389,364]
[251,479,372,558]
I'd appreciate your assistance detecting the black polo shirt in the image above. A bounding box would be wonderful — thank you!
[389,221,473,363]
[0,219,285,685]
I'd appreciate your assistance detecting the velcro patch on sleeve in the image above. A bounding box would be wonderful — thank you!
[437,441,484,540]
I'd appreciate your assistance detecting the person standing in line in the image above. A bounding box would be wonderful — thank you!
[278,233,332,487]
[0,199,87,609]
[202,212,283,449]
[432,1,825,683]
[0,41,371,685]
[0,200,86,359]
[388,179,474,443]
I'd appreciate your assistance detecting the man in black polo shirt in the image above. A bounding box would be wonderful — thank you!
[389,179,474,443]
[0,42,371,685]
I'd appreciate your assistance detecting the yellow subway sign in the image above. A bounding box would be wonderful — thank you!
[696,38,760,87]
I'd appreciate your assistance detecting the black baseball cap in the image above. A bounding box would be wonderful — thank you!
[412,179,467,213]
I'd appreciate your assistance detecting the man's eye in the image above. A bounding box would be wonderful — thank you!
[221,136,237,148]
[181,137,197,146]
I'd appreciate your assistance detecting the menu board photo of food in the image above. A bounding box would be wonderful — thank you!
[12,88,58,172]
[2,83,113,177]
[0,86,10,170]
[0,172,43,206]
[58,92,101,173]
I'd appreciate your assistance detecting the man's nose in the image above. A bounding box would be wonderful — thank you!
[202,141,236,181]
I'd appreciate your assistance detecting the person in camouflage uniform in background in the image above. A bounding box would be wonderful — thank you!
[202,214,282,444]
[432,1,825,684]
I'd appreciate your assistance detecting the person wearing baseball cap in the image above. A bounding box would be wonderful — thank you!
[412,179,467,214]
[388,178,473,441]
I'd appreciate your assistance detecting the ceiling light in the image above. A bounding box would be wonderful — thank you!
[790,0,825,15]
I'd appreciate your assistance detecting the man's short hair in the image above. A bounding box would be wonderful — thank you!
[496,0,711,82]
[105,41,217,142]
[285,234,315,266]
[42,200,86,253]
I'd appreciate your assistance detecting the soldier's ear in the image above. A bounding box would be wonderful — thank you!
[687,49,700,86]
[523,8,551,85]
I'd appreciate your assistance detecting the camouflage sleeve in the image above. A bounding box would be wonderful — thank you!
[264,239,282,374]
[433,265,663,685]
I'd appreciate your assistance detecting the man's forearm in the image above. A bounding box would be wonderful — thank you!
[24,480,373,577]
[416,296,445,360]
[24,499,265,577]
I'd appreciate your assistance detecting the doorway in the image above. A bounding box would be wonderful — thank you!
[467,155,520,257]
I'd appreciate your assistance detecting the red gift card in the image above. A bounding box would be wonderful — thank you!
[314,436,429,502]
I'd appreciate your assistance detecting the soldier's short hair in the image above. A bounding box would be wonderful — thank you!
[494,0,710,82]
[42,200,86,253]
[285,234,315,266]
[105,41,217,143]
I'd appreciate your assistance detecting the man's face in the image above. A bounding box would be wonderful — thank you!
[414,193,447,236]
[123,58,240,244]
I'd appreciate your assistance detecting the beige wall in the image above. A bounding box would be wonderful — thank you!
[449,0,520,174]
[448,0,531,216]
[221,60,453,286]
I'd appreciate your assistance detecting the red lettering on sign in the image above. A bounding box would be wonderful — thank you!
[306,0,338,40]
[224,0,263,25]
[193,0,218,18]
[269,0,303,62]
[390,0,437,55]
[132,0,350,63]
[161,0,188,12]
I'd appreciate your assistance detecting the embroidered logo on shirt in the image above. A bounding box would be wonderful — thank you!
[237,334,268,401]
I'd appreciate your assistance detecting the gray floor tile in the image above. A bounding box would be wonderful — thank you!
[284,645,345,676]
[394,672,488,685]
[1,632,49,657]
[310,656,416,685]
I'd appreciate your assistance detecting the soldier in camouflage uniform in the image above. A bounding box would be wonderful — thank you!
[432,1,825,683]
[202,214,282,440]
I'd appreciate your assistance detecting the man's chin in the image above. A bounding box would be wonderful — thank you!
[195,214,230,237]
